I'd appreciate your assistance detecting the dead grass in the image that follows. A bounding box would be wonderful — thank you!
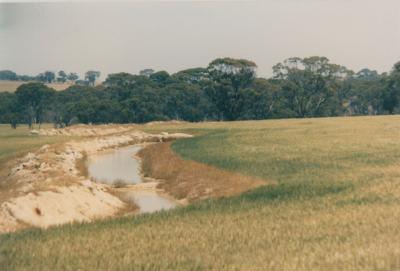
[112,179,129,188]
[0,80,72,92]
[75,151,89,178]
[139,142,268,202]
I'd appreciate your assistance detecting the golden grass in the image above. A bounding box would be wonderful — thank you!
[2,116,400,270]
[139,142,267,201]
[0,80,72,92]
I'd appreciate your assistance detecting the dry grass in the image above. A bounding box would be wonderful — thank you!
[3,116,400,270]
[139,142,267,201]
[0,80,72,92]
[0,124,68,164]
[75,151,89,178]
[0,124,71,202]
[112,179,129,188]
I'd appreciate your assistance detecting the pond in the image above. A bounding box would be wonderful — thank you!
[88,145,177,214]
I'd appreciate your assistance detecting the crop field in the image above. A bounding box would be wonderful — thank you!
[0,80,72,92]
[2,116,400,270]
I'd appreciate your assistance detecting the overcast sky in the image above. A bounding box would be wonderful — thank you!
[1,0,399,79]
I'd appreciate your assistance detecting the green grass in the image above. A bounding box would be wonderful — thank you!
[3,116,400,270]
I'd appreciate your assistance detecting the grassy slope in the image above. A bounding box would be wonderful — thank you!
[2,116,400,270]
[0,124,69,164]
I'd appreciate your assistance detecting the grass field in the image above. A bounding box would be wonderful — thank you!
[2,116,400,270]
[0,124,70,164]
[0,80,72,92]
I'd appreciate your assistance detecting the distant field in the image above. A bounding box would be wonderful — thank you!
[2,116,400,270]
[0,80,72,92]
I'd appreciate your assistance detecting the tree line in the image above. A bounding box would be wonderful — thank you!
[0,70,101,86]
[1,56,400,128]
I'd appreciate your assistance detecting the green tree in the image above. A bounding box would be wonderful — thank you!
[15,83,55,128]
[239,78,279,120]
[149,71,171,86]
[342,69,384,116]
[57,71,67,83]
[67,72,79,83]
[162,82,212,121]
[139,69,155,78]
[172,68,209,84]
[382,62,400,114]
[273,56,353,117]
[0,70,17,81]
[85,71,101,86]
[0,92,20,128]
[36,71,55,83]
[44,71,55,83]
[206,58,257,120]
[104,73,140,88]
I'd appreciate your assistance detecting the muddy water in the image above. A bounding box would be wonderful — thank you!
[88,145,177,214]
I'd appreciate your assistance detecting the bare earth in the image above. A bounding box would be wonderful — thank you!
[0,125,192,232]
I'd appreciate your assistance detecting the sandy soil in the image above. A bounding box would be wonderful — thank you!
[36,124,136,136]
[0,126,192,233]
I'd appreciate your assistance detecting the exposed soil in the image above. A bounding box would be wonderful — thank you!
[139,143,269,202]
[0,125,192,233]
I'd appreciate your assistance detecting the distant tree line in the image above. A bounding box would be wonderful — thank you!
[0,70,100,86]
[1,56,400,128]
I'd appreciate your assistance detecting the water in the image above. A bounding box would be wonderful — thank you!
[121,191,177,214]
[88,145,142,184]
[88,145,177,214]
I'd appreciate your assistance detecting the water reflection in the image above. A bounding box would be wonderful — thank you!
[87,145,176,213]
[88,145,142,184]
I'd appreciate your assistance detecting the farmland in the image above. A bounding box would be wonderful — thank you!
[2,116,400,270]
[0,80,72,92]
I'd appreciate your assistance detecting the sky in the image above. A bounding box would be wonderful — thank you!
[0,0,400,80]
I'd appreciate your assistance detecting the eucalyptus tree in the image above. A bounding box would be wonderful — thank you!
[0,70,17,81]
[149,71,171,86]
[15,82,56,128]
[344,69,384,116]
[382,61,400,114]
[206,57,257,120]
[67,72,79,83]
[239,78,279,120]
[37,71,56,83]
[172,68,209,84]
[273,56,353,117]
[139,69,155,78]
[57,71,67,83]
[85,71,101,86]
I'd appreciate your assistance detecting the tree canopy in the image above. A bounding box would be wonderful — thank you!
[1,57,400,127]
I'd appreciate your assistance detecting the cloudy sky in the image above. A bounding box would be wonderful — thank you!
[0,0,399,79]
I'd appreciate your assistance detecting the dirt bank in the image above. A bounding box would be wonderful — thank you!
[139,143,270,202]
[0,127,192,233]
[36,124,137,137]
